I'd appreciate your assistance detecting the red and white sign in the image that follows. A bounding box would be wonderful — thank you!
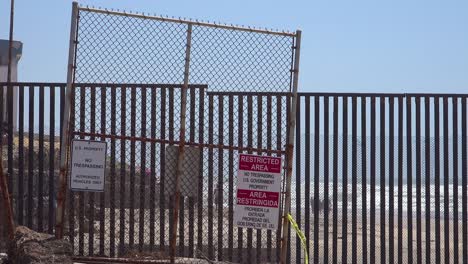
[234,154,282,230]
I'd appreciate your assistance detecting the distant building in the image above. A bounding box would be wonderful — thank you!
[0,39,23,132]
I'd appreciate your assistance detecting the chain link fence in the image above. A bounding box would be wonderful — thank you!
[66,4,299,263]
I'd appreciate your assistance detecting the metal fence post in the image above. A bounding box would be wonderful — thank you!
[170,23,193,263]
[56,1,78,239]
[280,30,302,264]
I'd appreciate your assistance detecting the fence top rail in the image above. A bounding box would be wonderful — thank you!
[298,91,468,98]
[0,82,208,89]
[77,4,297,37]
[0,82,67,87]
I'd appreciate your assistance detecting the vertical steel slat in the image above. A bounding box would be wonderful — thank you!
[351,96,357,264]
[332,96,339,264]
[118,87,127,256]
[177,91,186,257]
[415,97,422,264]
[197,89,205,256]
[256,96,264,262]
[218,96,225,261]
[18,85,24,225]
[435,97,441,264]
[286,95,292,264]
[168,88,174,253]
[295,96,301,263]
[380,97,386,264]
[276,96,288,261]
[443,96,449,264]
[361,97,368,264]
[237,95,244,263]
[129,87,136,250]
[389,96,395,264]
[139,87,147,252]
[247,96,253,263]
[228,95,235,262]
[342,96,348,264]
[397,96,403,264]
[305,96,311,256]
[38,85,45,232]
[314,96,320,264]
[0,84,3,145]
[294,97,302,261]
[323,96,330,264]
[0,84,3,148]
[109,86,116,257]
[99,86,106,255]
[60,85,65,158]
[256,95,263,264]
[370,96,376,264]
[208,94,214,260]
[276,95,282,262]
[462,97,467,264]
[7,83,13,212]
[89,85,96,256]
[48,86,55,233]
[188,87,196,257]
[266,95,273,262]
[149,87,156,251]
[159,87,167,250]
[453,96,459,264]
[69,86,76,248]
[424,96,431,264]
[78,86,85,256]
[407,96,413,264]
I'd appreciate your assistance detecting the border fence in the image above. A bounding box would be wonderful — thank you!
[1,3,468,264]
[58,2,300,264]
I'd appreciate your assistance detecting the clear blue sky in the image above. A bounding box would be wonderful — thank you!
[1,0,467,93]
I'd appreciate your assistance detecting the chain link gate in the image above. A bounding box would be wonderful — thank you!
[57,3,301,263]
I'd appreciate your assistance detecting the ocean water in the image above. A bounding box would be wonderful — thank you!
[290,182,464,219]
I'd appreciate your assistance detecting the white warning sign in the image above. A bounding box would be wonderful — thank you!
[70,139,107,192]
[234,154,282,230]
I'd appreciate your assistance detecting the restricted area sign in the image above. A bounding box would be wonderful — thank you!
[234,153,282,230]
[70,139,107,192]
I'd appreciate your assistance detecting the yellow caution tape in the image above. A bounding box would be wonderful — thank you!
[287,213,309,264]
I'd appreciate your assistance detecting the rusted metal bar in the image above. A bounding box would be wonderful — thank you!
[149,87,157,251]
[280,29,301,264]
[73,256,172,264]
[218,96,225,261]
[56,1,79,239]
[99,86,106,255]
[380,97,386,264]
[170,23,193,263]
[361,96,367,264]
[139,87,147,252]
[237,95,244,263]
[453,96,459,263]
[332,96,338,264]
[27,86,34,229]
[89,85,96,256]
[207,94,214,260]
[188,87,196,257]
[227,94,234,262]
[109,86,117,257]
[48,86,55,233]
[38,85,45,232]
[18,84,24,226]
[71,131,285,154]
[129,86,136,250]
